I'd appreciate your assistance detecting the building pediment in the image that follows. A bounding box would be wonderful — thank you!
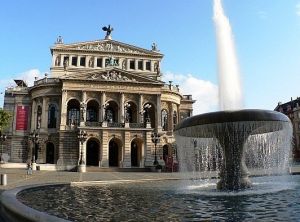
[52,39,163,57]
[62,68,164,85]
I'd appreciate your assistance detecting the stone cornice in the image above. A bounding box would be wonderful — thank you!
[51,39,163,59]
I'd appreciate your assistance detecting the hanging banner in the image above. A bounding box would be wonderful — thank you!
[16,105,29,131]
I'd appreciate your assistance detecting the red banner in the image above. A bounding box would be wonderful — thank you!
[16,105,29,131]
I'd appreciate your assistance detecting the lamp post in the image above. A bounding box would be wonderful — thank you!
[29,130,39,170]
[151,131,160,165]
[78,130,88,172]
[0,132,7,163]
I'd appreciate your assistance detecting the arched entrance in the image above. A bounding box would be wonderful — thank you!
[86,139,100,166]
[46,142,55,164]
[109,139,121,167]
[131,139,142,167]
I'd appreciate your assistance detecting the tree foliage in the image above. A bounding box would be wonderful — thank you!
[0,108,12,132]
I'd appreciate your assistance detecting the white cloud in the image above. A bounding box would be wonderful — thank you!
[296,3,300,16]
[0,69,43,107]
[0,69,43,89]
[163,72,219,115]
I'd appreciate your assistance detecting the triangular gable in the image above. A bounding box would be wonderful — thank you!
[52,39,163,57]
[62,68,164,84]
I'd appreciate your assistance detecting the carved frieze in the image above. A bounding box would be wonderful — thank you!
[76,42,146,55]
[88,70,137,82]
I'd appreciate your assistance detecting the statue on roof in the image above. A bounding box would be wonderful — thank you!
[102,25,114,40]
[56,36,63,44]
[151,42,158,51]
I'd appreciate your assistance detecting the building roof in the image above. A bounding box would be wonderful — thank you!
[274,97,300,114]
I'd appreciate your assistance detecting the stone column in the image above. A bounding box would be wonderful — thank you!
[151,60,155,72]
[30,99,36,131]
[60,90,68,130]
[85,56,89,67]
[103,57,107,67]
[94,56,97,68]
[156,94,162,131]
[144,131,154,166]
[52,55,56,67]
[69,55,73,67]
[135,59,138,71]
[124,131,131,167]
[120,93,125,123]
[80,91,87,126]
[101,131,109,167]
[100,92,106,122]
[41,97,49,132]
[138,94,143,123]
[169,102,174,132]
[60,55,64,67]
[127,59,130,70]
[77,56,80,67]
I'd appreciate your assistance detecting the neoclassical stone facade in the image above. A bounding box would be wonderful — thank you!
[3,30,194,171]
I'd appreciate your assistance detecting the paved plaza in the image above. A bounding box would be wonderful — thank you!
[0,168,182,194]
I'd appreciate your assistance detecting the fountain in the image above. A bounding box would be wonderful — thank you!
[0,1,297,221]
[175,0,293,191]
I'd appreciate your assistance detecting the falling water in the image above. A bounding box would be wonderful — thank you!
[176,121,292,178]
[213,0,243,110]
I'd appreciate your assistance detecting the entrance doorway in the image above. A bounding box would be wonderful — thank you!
[46,142,55,164]
[131,141,138,167]
[131,139,142,167]
[109,140,120,167]
[86,139,99,166]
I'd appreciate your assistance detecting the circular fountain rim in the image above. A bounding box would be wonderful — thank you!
[175,109,290,131]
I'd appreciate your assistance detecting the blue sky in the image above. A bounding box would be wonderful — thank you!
[1,0,300,114]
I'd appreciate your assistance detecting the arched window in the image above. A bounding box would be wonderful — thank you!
[173,110,177,129]
[36,106,42,129]
[67,99,80,126]
[161,109,168,131]
[87,100,98,122]
[125,106,133,123]
[48,104,57,128]
[105,108,115,123]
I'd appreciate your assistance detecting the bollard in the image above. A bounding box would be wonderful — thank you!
[1,174,7,186]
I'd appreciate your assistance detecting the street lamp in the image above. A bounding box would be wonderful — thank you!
[29,130,39,170]
[151,131,160,165]
[0,131,7,162]
[78,130,88,172]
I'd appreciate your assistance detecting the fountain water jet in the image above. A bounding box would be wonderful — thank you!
[174,0,293,191]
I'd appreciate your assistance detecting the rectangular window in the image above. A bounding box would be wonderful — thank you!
[138,61,143,70]
[130,60,135,69]
[105,59,110,67]
[97,58,102,67]
[80,57,86,66]
[72,57,77,66]
[146,61,151,71]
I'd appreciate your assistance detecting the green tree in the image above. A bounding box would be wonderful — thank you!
[0,108,12,132]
